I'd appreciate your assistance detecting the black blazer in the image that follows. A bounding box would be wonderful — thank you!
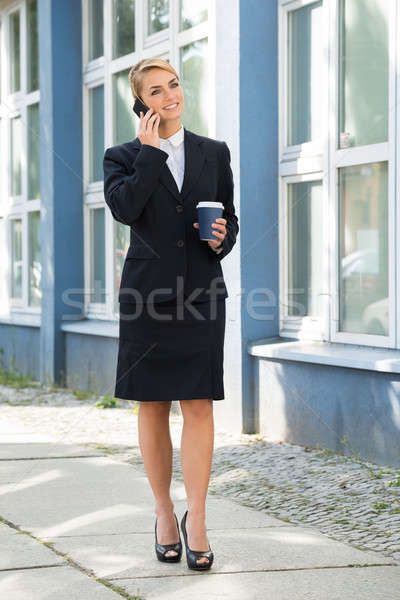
[103,128,239,304]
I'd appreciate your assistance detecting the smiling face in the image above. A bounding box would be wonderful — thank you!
[139,67,184,124]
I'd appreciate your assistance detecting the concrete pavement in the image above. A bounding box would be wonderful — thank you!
[0,414,399,599]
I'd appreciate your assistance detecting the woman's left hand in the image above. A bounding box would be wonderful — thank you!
[193,218,227,249]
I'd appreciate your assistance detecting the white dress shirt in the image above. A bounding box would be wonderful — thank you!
[159,126,223,254]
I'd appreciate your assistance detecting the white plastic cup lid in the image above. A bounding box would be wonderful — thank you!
[196,202,224,209]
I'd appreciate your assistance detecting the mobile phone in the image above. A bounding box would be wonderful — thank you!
[133,96,150,118]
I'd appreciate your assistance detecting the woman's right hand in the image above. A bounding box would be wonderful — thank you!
[137,107,161,149]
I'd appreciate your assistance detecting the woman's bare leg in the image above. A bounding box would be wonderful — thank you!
[138,400,179,557]
[179,398,214,565]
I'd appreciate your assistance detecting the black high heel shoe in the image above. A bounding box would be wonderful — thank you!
[155,512,182,562]
[180,509,214,571]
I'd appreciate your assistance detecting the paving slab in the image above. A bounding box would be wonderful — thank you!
[0,522,18,535]
[0,455,288,537]
[0,442,105,460]
[1,441,398,600]
[0,457,148,536]
[0,566,124,600]
[0,523,65,570]
[116,566,400,600]
[41,524,393,580]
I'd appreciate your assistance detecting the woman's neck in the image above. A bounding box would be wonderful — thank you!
[158,120,182,139]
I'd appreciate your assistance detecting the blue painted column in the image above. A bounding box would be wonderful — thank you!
[239,1,279,432]
[38,0,83,385]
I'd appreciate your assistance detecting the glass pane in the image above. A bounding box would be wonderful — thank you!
[0,25,2,99]
[113,221,129,312]
[11,219,22,299]
[180,37,208,136]
[287,180,324,317]
[89,0,103,60]
[287,1,323,146]
[10,10,20,93]
[148,0,169,35]
[113,0,135,58]
[28,103,40,199]
[179,0,207,31]
[89,85,104,183]
[338,162,388,335]
[0,119,2,205]
[10,115,22,196]
[90,208,106,304]
[28,211,41,307]
[27,0,39,92]
[338,0,389,149]
[0,218,4,304]
[113,69,136,145]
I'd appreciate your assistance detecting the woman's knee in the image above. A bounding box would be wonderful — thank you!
[139,400,172,417]
[179,398,213,421]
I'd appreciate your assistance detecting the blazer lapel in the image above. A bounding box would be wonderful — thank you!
[131,128,205,205]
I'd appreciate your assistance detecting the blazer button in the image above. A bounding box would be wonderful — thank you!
[177,240,184,247]
[176,205,183,213]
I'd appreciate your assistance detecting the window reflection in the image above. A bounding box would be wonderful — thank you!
[287,1,323,146]
[90,208,106,304]
[338,0,389,148]
[113,69,135,145]
[338,162,388,335]
[89,85,104,183]
[11,115,22,196]
[180,38,208,136]
[287,180,324,318]
[27,0,38,92]
[28,103,40,200]
[113,221,129,312]
[148,0,169,35]
[113,0,135,58]
[28,211,41,307]
[11,219,22,299]
[179,0,207,31]
[89,0,103,60]
[10,10,20,93]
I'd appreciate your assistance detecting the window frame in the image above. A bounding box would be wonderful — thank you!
[82,0,211,321]
[0,0,41,320]
[278,0,329,340]
[329,0,396,349]
[278,0,397,349]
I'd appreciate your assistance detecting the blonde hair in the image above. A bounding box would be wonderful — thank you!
[128,58,179,103]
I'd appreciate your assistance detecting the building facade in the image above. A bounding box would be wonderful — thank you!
[0,0,399,466]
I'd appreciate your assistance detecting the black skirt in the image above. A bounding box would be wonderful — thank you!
[115,296,226,402]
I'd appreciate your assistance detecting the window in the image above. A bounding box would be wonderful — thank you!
[90,208,106,304]
[147,0,169,36]
[83,0,210,320]
[28,210,41,307]
[10,218,22,300]
[113,0,135,58]
[10,114,22,197]
[179,0,208,31]
[88,0,103,61]
[89,84,105,183]
[9,9,20,93]
[27,102,40,200]
[279,0,394,348]
[27,0,38,92]
[0,0,41,316]
[287,179,324,319]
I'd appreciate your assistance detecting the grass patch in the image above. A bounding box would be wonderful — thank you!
[94,395,120,409]
[0,369,39,390]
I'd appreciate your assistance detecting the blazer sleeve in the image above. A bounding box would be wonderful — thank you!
[208,141,239,261]
[103,144,169,226]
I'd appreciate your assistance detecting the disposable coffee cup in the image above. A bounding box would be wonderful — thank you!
[196,201,224,241]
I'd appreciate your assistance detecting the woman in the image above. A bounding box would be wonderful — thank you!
[103,58,238,570]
